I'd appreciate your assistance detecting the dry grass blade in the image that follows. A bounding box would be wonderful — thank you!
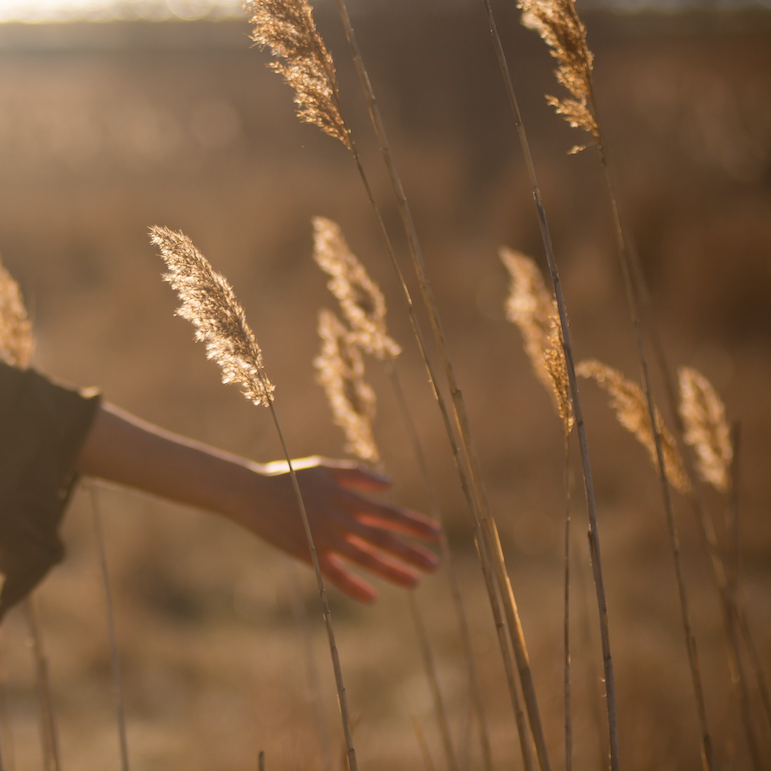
[578,360,691,494]
[678,367,733,494]
[0,259,34,369]
[501,248,573,434]
[315,309,379,464]
[313,217,401,361]
[151,226,275,408]
[519,0,598,153]
[245,0,351,150]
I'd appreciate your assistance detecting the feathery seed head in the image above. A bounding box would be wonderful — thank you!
[151,226,275,408]
[315,308,379,463]
[501,247,573,433]
[578,360,690,493]
[313,217,401,361]
[678,367,733,493]
[246,0,352,151]
[519,0,599,152]
[0,259,34,369]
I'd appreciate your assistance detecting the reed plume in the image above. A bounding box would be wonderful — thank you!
[519,0,598,153]
[245,0,351,151]
[314,309,379,464]
[678,367,733,494]
[501,247,573,434]
[313,217,401,361]
[578,360,690,494]
[153,225,358,771]
[152,226,275,408]
[0,259,34,369]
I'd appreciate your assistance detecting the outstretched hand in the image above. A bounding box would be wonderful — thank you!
[76,403,440,604]
[236,457,441,604]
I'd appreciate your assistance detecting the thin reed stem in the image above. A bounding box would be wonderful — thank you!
[385,362,493,771]
[287,564,333,771]
[412,717,437,771]
[563,436,572,771]
[24,598,60,771]
[0,630,8,771]
[342,96,530,770]
[409,594,458,771]
[89,484,130,771]
[629,239,771,739]
[477,4,617,768]
[266,403,357,771]
[331,4,551,768]
[591,98,713,771]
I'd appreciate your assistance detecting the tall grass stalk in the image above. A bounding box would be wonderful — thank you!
[475,3,617,767]
[384,361,493,771]
[287,564,333,771]
[24,599,60,771]
[409,594,458,771]
[412,716,437,771]
[89,484,130,771]
[562,438,572,771]
[629,235,769,742]
[153,226,357,771]
[247,1,544,758]
[324,4,552,768]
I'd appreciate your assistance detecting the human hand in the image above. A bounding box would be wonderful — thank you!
[234,456,441,603]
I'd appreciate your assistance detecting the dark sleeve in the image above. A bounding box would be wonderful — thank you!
[0,362,101,619]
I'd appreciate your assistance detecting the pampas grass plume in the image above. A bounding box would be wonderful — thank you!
[313,217,401,361]
[679,367,733,493]
[519,0,598,152]
[0,258,34,369]
[315,308,379,464]
[151,226,275,408]
[501,247,573,433]
[578,360,690,493]
[246,0,352,151]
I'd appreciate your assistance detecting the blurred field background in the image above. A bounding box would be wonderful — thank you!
[0,3,770,770]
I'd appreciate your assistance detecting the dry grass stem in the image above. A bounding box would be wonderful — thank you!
[313,217,401,361]
[578,360,690,494]
[245,0,351,150]
[154,227,357,771]
[89,485,130,771]
[678,368,733,494]
[501,248,573,433]
[0,259,34,369]
[315,309,379,464]
[519,0,598,152]
[152,226,275,408]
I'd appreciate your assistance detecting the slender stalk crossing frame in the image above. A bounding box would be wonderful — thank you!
[89,484,130,771]
[329,4,552,768]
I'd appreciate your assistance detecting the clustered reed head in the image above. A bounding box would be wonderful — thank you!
[577,360,690,494]
[314,308,379,463]
[0,258,34,369]
[501,247,573,434]
[678,367,733,493]
[313,217,401,361]
[151,226,275,408]
[519,0,599,153]
[245,0,352,151]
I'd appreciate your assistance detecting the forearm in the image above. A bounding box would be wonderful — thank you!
[75,402,258,520]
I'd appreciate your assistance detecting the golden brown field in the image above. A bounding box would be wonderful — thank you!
[0,5,770,770]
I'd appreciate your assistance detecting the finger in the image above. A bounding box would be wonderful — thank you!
[340,536,421,588]
[352,527,439,572]
[327,464,392,492]
[319,552,378,604]
[355,501,441,541]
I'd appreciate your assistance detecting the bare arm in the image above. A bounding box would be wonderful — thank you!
[75,402,440,603]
